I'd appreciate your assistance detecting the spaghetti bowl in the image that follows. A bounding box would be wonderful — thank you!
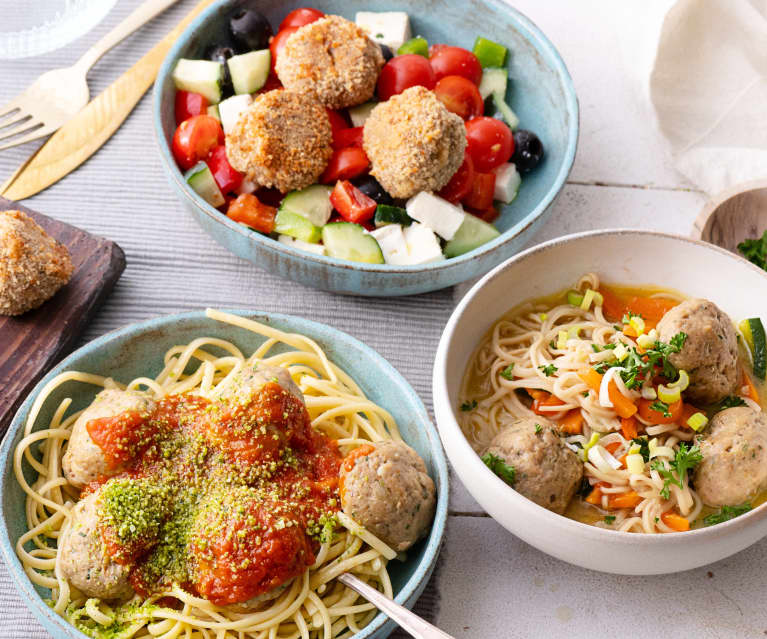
[1,310,447,638]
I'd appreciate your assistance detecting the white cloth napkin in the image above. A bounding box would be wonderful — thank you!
[629,0,767,195]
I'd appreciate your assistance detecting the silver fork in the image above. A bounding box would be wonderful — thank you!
[0,0,179,151]
[338,573,456,639]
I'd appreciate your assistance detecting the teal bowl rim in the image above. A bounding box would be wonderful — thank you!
[151,0,579,275]
[0,310,449,639]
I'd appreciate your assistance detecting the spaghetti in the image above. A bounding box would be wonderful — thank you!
[14,309,408,639]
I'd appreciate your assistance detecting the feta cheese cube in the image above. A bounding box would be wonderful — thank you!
[402,223,445,264]
[355,11,411,52]
[492,162,521,203]
[405,191,466,240]
[218,93,253,135]
[369,224,410,265]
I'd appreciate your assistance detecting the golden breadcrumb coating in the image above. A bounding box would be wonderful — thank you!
[275,15,384,109]
[362,86,467,199]
[225,90,333,193]
[0,210,73,316]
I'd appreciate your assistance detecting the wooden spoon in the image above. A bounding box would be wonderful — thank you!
[692,179,767,253]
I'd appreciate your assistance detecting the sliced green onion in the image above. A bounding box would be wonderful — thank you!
[568,291,584,307]
[628,443,641,455]
[657,384,681,404]
[641,385,657,400]
[669,369,690,391]
[557,330,568,349]
[614,343,628,362]
[567,325,581,339]
[593,291,604,307]
[580,289,597,311]
[626,453,645,475]
[629,315,646,336]
[581,432,601,461]
[686,412,709,432]
[636,328,658,349]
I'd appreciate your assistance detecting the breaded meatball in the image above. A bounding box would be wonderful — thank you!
[217,363,303,404]
[340,440,436,552]
[58,491,134,600]
[657,298,739,404]
[363,86,466,198]
[0,210,73,316]
[483,417,582,514]
[275,15,384,109]
[694,406,767,507]
[63,389,155,489]
[225,90,332,193]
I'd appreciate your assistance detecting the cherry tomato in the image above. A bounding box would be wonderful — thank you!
[465,117,514,172]
[333,126,364,150]
[429,45,482,85]
[226,193,276,233]
[279,8,324,30]
[433,75,483,120]
[269,27,298,70]
[377,54,436,101]
[175,90,208,125]
[172,115,224,171]
[326,108,348,145]
[256,70,283,94]
[329,180,377,224]
[462,172,496,210]
[473,205,499,224]
[321,147,369,183]
[206,145,243,194]
[438,152,474,203]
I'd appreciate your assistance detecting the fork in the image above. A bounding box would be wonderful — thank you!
[0,0,179,151]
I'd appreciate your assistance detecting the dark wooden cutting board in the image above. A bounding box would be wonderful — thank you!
[0,197,125,437]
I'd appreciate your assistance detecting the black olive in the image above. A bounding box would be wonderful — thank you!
[351,175,393,205]
[229,8,273,51]
[206,45,236,98]
[511,129,544,173]
[379,44,394,62]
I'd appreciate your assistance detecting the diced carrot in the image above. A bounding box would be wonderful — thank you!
[607,490,642,509]
[529,389,566,415]
[618,453,628,468]
[604,441,621,455]
[608,382,638,419]
[528,389,549,401]
[585,486,603,505]
[638,397,683,425]
[741,367,760,403]
[679,403,702,429]
[579,368,603,393]
[598,287,626,323]
[661,511,690,532]
[559,409,583,434]
[620,416,639,440]
[624,296,678,323]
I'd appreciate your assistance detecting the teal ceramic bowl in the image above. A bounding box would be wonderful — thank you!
[153,0,578,296]
[0,311,449,639]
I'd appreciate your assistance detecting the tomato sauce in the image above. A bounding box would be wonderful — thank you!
[85,381,342,605]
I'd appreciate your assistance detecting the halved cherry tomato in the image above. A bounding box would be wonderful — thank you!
[256,70,283,94]
[206,145,243,194]
[471,205,499,224]
[377,54,436,101]
[226,193,276,233]
[429,45,482,85]
[329,180,377,224]
[462,172,495,210]
[438,152,474,203]
[433,75,484,120]
[175,90,208,125]
[333,126,364,149]
[279,7,324,30]
[321,147,369,183]
[465,116,514,172]
[638,397,684,425]
[269,27,298,70]
[172,115,224,171]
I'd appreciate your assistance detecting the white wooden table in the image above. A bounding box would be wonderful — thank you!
[2,2,764,638]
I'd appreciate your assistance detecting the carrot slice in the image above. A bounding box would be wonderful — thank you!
[529,389,566,415]
[620,416,639,440]
[608,382,638,419]
[579,368,603,393]
[585,486,603,505]
[661,511,690,532]
[742,367,760,403]
[638,397,683,425]
[598,287,626,323]
[624,296,678,323]
[559,409,583,434]
[604,441,621,455]
[607,490,642,509]
[679,403,702,429]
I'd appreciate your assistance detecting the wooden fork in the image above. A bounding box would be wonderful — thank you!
[0,0,179,151]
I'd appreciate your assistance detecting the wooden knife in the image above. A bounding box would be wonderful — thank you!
[1,0,217,201]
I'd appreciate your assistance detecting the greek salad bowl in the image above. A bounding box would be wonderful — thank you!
[153,0,578,296]
[433,230,767,575]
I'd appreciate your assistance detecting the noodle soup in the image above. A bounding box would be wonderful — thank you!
[459,273,767,533]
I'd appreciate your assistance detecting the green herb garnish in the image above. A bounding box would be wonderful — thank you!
[481,452,516,486]
[716,395,747,411]
[738,230,767,271]
[460,400,477,411]
[500,364,514,380]
[539,364,558,376]
[632,437,651,462]
[650,400,671,418]
[650,443,703,499]
[703,503,752,526]
[604,515,616,524]
[535,423,542,434]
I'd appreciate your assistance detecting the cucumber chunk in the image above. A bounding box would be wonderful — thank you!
[397,36,428,57]
[279,185,333,227]
[492,92,519,130]
[172,59,223,104]
[349,101,377,127]
[374,204,413,227]
[274,209,322,243]
[740,318,766,380]
[443,214,500,257]
[206,104,221,122]
[322,222,384,264]
[473,36,508,68]
[479,67,507,100]
[185,161,225,208]
[228,49,271,94]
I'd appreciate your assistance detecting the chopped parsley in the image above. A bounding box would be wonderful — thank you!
[738,230,767,271]
[716,395,747,411]
[603,515,616,524]
[594,332,687,389]
[460,400,477,411]
[703,503,752,526]
[649,400,671,418]
[539,364,558,376]
[650,443,703,499]
[535,423,543,434]
[481,452,516,486]
[500,364,514,380]
[622,311,642,324]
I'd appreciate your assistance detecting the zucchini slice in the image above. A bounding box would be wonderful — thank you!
[740,318,766,380]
